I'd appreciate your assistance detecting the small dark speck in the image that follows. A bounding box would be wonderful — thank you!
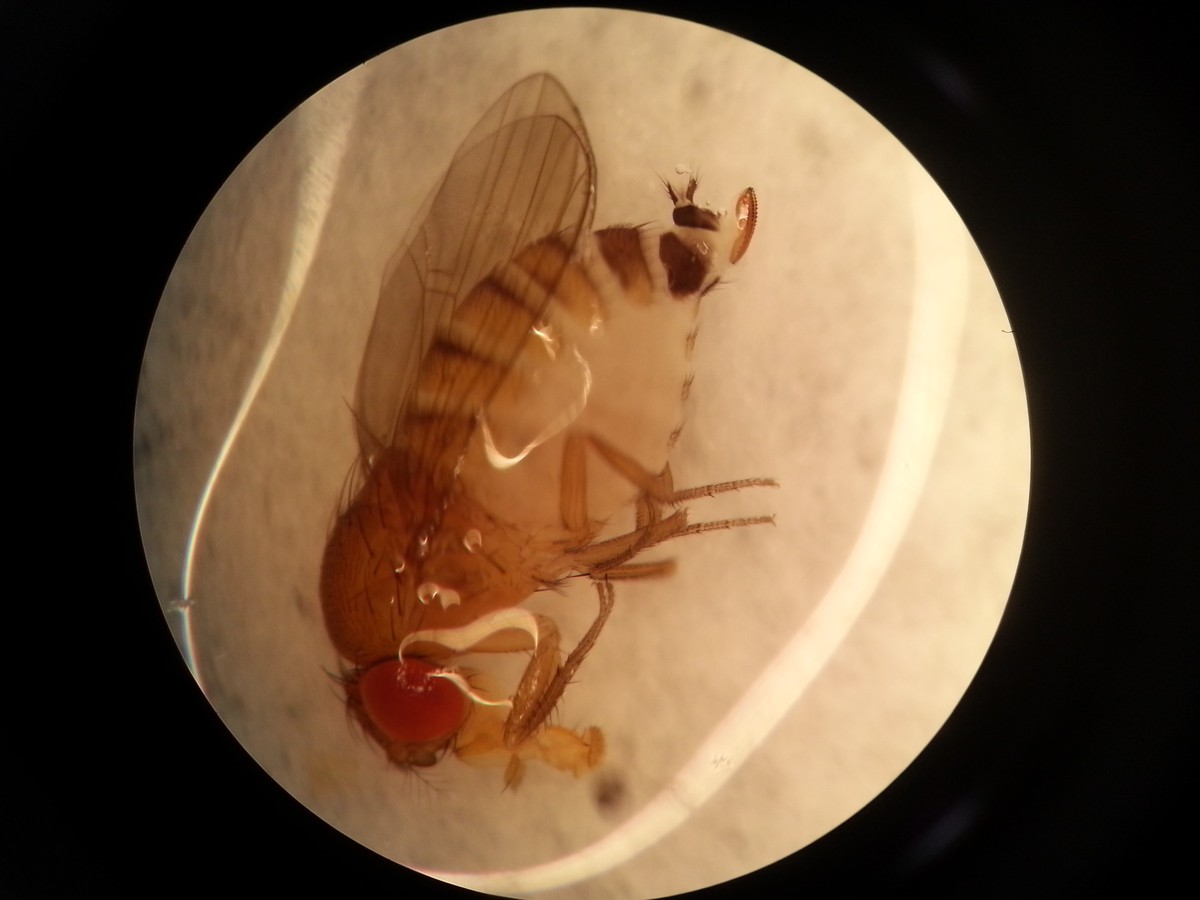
[593,771,629,815]
[685,76,711,110]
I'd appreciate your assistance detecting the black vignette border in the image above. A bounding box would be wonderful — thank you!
[5,4,1194,897]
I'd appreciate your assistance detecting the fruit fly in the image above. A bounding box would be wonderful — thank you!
[320,73,774,788]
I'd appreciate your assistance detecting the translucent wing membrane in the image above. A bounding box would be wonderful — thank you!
[353,73,596,480]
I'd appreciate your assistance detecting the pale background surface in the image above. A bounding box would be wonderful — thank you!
[134,10,1029,898]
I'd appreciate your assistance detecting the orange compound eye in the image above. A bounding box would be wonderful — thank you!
[359,658,469,745]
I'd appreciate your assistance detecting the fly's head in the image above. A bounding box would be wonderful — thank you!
[340,656,472,769]
[661,178,757,296]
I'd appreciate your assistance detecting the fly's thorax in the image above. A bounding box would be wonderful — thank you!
[405,489,560,628]
[321,447,545,665]
[320,468,408,666]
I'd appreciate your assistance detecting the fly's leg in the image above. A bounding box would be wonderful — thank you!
[455,704,605,790]
[564,431,776,576]
[436,441,612,787]
[559,432,673,575]
[452,434,614,781]
[504,579,615,748]
[586,431,777,509]
[471,431,772,784]
[560,429,592,541]
[453,579,611,788]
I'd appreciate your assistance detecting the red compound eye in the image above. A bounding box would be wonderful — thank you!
[359,658,468,745]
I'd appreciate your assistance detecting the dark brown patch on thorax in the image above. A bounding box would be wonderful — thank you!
[659,232,709,297]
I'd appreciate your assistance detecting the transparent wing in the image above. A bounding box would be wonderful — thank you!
[354,73,596,475]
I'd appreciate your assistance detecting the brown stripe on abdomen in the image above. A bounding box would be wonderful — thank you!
[595,226,655,306]
[411,335,509,415]
[446,273,544,367]
[511,234,603,324]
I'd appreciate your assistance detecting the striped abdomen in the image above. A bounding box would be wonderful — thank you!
[407,183,759,539]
